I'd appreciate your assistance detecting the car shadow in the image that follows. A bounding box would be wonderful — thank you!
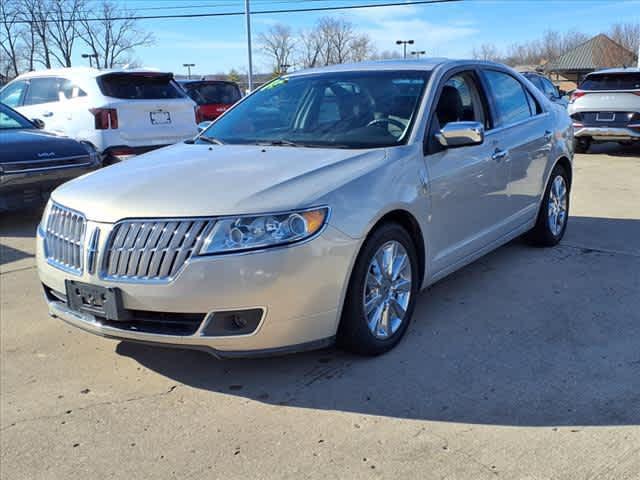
[0,207,43,239]
[114,216,639,427]
[588,142,640,157]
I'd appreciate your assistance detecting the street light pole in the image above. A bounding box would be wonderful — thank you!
[183,63,195,79]
[410,50,426,59]
[82,53,98,68]
[396,40,415,59]
[245,0,254,92]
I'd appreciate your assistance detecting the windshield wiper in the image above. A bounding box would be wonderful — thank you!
[197,135,224,145]
[255,139,301,147]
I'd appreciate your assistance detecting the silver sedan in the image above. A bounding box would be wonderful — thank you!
[36,59,573,357]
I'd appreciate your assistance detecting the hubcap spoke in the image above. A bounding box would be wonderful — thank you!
[363,240,412,340]
[548,175,567,236]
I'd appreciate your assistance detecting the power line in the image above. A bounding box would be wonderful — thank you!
[10,0,462,25]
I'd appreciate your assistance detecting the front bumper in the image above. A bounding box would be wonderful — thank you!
[574,126,640,141]
[37,225,361,356]
[0,165,99,212]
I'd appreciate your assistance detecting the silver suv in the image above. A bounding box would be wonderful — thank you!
[568,68,640,152]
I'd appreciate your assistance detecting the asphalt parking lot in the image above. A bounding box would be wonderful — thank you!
[1,144,639,480]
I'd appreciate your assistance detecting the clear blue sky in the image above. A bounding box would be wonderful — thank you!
[95,0,640,75]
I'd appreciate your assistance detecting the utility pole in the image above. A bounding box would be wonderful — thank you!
[396,39,414,59]
[183,63,195,79]
[411,50,426,59]
[245,0,254,92]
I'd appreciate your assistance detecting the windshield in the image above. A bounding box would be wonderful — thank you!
[0,103,33,130]
[183,82,241,105]
[580,72,640,91]
[198,71,430,149]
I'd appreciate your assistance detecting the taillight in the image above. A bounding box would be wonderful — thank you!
[570,90,586,103]
[89,108,118,129]
[195,106,205,124]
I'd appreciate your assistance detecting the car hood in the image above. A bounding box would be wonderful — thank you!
[0,129,87,163]
[52,143,387,223]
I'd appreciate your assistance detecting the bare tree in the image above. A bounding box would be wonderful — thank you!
[472,43,500,61]
[0,0,21,77]
[296,16,374,67]
[77,0,153,69]
[609,22,640,57]
[20,0,53,68]
[258,24,295,73]
[48,0,85,68]
[349,34,376,62]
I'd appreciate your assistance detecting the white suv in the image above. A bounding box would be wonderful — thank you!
[0,67,198,163]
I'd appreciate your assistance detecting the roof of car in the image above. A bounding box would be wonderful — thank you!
[587,67,640,75]
[286,58,506,77]
[14,67,169,80]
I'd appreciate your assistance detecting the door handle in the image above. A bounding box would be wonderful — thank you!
[42,111,54,117]
[492,149,509,162]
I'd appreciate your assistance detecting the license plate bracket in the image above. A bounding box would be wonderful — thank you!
[65,280,128,321]
[150,110,171,125]
[596,112,615,122]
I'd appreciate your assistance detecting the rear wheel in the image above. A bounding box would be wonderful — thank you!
[574,137,591,154]
[526,164,570,247]
[337,223,419,355]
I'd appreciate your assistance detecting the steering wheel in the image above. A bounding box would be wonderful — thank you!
[367,117,406,133]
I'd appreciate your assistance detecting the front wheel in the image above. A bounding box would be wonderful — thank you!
[337,223,419,355]
[526,164,570,246]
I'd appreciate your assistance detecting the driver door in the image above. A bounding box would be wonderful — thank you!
[425,70,510,275]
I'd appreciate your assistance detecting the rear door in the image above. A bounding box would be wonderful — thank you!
[480,69,553,226]
[97,72,198,145]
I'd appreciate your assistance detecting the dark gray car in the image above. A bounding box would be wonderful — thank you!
[0,103,101,211]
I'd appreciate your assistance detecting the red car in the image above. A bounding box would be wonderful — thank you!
[179,80,242,122]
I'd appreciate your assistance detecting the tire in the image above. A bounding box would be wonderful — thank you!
[526,164,570,247]
[337,223,419,355]
[574,137,590,154]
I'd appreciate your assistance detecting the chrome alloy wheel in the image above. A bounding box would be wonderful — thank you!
[363,240,412,340]
[548,175,568,236]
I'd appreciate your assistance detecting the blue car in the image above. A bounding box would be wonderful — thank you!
[0,103,101,212]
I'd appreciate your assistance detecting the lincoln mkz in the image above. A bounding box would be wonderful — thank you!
[37,59,573,357]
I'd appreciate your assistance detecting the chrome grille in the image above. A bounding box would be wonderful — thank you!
[44,203,86,274]
[102,219,214,281]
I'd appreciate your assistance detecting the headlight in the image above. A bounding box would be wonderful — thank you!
[199,207,329,255]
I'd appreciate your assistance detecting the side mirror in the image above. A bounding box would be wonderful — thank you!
[197,121,212,133]
[31,118,45,129]
[558,89,567,98]
[435,121,484,148]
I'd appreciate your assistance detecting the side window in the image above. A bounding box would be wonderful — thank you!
[434,72,486,128]
[527,75,544,92]
[23,78,61,105]
[0,81,28,108]
[482,70,532,127]
[59,78,87,99]
[541,78,558,98]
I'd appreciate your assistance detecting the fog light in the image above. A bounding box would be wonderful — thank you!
[201,309,263,336]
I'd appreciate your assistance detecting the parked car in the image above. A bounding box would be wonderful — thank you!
[0,67,198,163]
[37,59,573,357]
[568,68,640,152]
[0,103,100,212]
[178,80,242,122]
[522,71,569,108]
